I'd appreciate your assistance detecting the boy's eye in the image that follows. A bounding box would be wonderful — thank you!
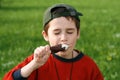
[53,29,61,35]
[66,29,75,34]
[54,31,61,35]
[54,32,60,35]
[67,31,73,34]
[67,30,74,34]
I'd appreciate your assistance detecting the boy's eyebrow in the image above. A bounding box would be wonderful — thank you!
[53,29,60,31]
[53,29,61,32]
[53,28,75,31]
[66,28,75,30]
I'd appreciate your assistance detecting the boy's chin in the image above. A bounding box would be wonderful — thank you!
[57,51,68,57]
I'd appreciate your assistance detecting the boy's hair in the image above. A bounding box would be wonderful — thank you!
[43,4,83,34]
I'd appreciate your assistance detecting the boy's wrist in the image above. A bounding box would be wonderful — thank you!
[20,60,41,78]
[31,59,43,69]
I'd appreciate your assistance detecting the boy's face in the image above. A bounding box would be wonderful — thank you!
[43,17,80,57]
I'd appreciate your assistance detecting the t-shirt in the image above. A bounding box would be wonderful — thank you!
[3,51,104,80]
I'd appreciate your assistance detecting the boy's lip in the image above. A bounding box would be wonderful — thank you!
[61,44,69,50]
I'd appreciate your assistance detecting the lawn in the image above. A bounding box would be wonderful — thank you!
[0,0,120,80]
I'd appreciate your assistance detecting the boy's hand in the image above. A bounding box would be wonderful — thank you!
[21,45,51,78]
[33,45,51,68]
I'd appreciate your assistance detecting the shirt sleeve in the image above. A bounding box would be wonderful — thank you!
[13,69,27,80]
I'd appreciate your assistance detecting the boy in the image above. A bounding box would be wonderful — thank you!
[3,3,104,80]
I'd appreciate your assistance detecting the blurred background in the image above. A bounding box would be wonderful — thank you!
[0,0,120,80]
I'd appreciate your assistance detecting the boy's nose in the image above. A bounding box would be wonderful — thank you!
[60,34,67,42]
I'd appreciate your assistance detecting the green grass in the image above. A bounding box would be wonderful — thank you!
[0,0,120,80]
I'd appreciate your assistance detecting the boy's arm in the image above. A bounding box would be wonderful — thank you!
[3,45,51,80]
[20,45,51,78]
[12,60,39,80]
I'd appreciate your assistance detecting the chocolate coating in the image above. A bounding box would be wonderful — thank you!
[50,44,66,53]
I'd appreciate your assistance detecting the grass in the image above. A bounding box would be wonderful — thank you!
[0,0,120,80]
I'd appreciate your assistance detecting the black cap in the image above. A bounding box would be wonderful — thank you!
[43,3,83,27]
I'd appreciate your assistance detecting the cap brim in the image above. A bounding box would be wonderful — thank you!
[77,12,83,16]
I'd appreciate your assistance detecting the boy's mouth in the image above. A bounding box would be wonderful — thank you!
[50,44,69,53]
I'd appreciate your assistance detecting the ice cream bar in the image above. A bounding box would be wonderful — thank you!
[50,44,69,53]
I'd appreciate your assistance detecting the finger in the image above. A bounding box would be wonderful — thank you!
[45,45,51,54]
[34,45,51,58]
[42,54,49,62]
[34,47,44,58]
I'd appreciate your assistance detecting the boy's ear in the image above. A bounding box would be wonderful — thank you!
[77,31,80,39]
[42,31,49,41]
